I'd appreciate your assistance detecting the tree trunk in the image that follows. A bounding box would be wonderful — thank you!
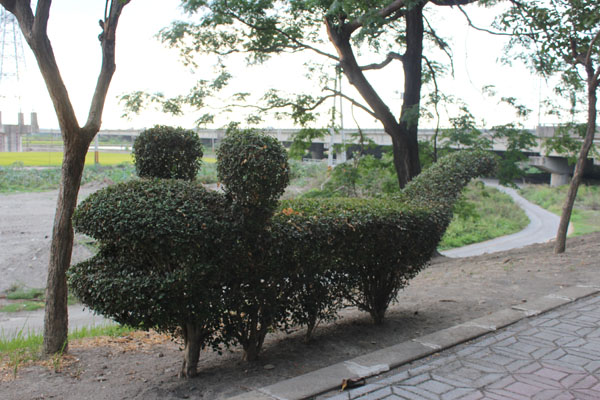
[179,323,204,378]
[43,138,88,354]
[325,19,416,187]
[554,81,597,253]
[397,3,425,184]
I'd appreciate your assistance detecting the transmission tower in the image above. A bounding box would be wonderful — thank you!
[0,8,27,108]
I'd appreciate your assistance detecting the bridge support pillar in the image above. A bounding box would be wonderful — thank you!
[529,156,573,187]
[550,173,570,187]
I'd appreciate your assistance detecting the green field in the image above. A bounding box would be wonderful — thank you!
[0,152,133,166]
[0,152,216,166]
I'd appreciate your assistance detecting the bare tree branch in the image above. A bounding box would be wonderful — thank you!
[585,29,600,67]
[456,5,514,36]
[360,52,403,71]
[423,15,454,76]
[324,86,377,119]
[429,0,480,6]
[33,0,51,38]
[84,0,131,137]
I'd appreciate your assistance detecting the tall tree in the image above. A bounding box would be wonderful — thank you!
[0,0,131,354]
[498,0,599,253]
[161,0,478,188]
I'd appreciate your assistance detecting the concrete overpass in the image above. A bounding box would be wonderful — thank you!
[28,125,600,186]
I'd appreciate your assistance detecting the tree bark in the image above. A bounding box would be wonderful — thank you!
[179,323,204,378]
[325,18,419,187]
[43,139,88,353]
[396,3,425,182]
[0,0,130,355]
[554,78,598,253]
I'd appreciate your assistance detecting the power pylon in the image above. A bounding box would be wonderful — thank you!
[0,8,27,107]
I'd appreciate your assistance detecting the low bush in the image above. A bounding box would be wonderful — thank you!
[133,125,203,180]
[70,140,495,377]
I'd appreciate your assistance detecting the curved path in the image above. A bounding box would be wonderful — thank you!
[440,179,561,258]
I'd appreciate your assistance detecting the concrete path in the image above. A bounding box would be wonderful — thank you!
[320,292,600,400]
[227,286,600,400]
[441,180,561,258]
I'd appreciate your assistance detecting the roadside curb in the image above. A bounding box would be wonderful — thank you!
[227,285,600,400]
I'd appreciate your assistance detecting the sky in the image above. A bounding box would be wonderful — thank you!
[0,0,572,132]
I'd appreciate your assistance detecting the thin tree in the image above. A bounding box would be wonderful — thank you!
[497,0,599,253]
[0,0,131,354]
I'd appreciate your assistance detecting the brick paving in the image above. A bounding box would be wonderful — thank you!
[322,294,600,400]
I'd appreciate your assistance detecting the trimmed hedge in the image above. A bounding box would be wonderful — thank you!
[133,125,203,180]
[217,128,289,217]
[69,144,496,375]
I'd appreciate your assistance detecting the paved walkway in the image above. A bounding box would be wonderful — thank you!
[320,294,600,400]
[441,180,561,258]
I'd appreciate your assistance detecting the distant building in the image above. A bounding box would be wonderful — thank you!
[0,111,39,152]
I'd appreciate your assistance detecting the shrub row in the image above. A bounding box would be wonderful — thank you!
[69,128,496,377]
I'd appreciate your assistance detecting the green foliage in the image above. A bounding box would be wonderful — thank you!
[0,163,136,193]
[217,127,289,215]
[275,197,441,324]
[133,125,203,180]
[439,182,529,250]
[543,123,599,163]
[520,183,600,236]
[492,124,537,186]
[440,107,491,150]
[303,152,399,198]
[70,143,495,367]
[289,128,327,159]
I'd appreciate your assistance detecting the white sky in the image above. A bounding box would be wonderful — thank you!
[0,0,571,131]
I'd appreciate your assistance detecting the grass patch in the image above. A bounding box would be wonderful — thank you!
[0,163,138,193]
[0,152,134,167]
[519,183,600,236]
[438,182,530,250]
[0,151,216,167]
[0,302,45,313]
[0,323,135,378]
[5,287,45,301]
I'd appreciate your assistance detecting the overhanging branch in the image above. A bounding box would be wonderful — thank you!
[456,5,515,36]
[324,87,377,119]
[360,52,403,71]
[585,29,600,67]
[228,10,339,62]
[346,0,407,34]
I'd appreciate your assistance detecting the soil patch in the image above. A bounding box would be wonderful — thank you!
[1,231,599,399]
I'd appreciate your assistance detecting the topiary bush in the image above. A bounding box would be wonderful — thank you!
[217,127,289,219]
[133,125,203,180]
[70,179,232,377]
[70,138,496,377]
[273,197,441,325]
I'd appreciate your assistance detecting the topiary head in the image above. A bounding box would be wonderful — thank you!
[133,125,203,180]
[216,128,289,213]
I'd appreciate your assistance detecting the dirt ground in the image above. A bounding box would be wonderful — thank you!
[0,189,599,399]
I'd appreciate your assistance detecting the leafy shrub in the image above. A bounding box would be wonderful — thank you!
[133,125,203,180]
[70,179,232,377]
[217,128,289,216]
[402,149,497,234]
[274,198,441,324]
[70,140,496,376]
